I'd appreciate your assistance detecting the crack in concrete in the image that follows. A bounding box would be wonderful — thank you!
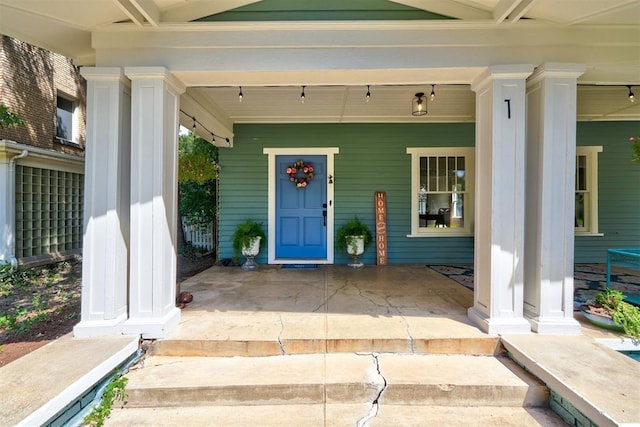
[403,316,415,353]
[353,283,392,315]
[312,281,350,312]
[380,296,415,354]
[277,314,286,355]
[356,353,387,427]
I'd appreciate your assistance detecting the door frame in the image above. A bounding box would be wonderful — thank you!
[264,147,339,264]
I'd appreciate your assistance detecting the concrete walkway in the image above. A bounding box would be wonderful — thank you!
[3,264,639,426]
[0,334,138,427]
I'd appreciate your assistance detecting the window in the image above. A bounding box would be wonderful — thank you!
[407,147,475,236]
[575,146,602,235]
[15,166,84,259]
[56,95,78,143]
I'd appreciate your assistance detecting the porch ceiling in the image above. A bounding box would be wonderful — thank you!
[1,0,638,138]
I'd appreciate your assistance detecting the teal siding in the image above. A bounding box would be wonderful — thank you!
[219,121,640,265]
[575,121,640,263]
[197,0,452,22]
[219,123,474,264]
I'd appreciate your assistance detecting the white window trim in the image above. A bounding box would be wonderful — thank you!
[406,147,475,237]
[575,145,603,236]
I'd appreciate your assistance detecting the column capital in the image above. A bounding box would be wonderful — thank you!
[124,66,186,94]
[528,63,586,85]
[471,64,535,92]
[80,67,130,86]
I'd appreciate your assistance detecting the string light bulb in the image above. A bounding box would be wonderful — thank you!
[192,117,196,130]
[430,84,436,101]
[628,85,635,103]
[300,85,306,103]
[366,85,371,102]
[238,86,243,103]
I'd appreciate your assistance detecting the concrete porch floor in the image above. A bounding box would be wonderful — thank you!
[3,264,639,426]
[158,264,497,357]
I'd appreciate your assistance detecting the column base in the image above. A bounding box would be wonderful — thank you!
[73,314,128,338]
[468,306,531,335]
[528,315,581,335]
[121,306,181,339]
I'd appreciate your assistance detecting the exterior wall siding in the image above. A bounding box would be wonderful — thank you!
[220,121,639,265]
[219,123,475,264]
[575,121,640,263]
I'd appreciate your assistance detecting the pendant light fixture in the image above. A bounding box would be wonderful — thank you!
[412,92,427,116]
[628,85,635,102]
[430,84,436,101]
[300,85,306,103]
[238,86,243,102]
[366,85,371,102]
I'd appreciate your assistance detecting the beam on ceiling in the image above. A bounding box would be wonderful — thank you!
[493,0,535,23]
[114,0,147,26]
[389,0,492,20]
[130,0,160,27]
[161,0,263,23]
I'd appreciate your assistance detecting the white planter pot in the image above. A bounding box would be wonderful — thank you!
[241,236,261,270]
[346,235,365,256]
[242,236,261,257]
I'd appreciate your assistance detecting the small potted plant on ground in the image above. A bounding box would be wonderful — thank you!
[231,218,266,270]
[580,288,640,339]
[336,217,373,269]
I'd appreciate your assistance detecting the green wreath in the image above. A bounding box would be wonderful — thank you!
[286,160,314,188]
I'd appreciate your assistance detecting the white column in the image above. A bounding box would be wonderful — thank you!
[524,63,585,334]
[122,67,184,339]
[468,65,534,335]
[73,68,131,337]
[0,150,20,267]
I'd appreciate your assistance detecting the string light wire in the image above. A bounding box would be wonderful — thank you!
[180,109,230,146]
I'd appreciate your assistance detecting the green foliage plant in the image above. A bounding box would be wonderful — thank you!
[83,373,128,426]
[231,218,266,257]
[595,288,640,339]
[336,217,373,254]
[178,132,219,229]
[630,135,640,164]
[0,103,24,129]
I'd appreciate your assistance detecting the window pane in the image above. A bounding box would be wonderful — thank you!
[56,97,73,140]
[428,157,437,191]
[418,193,464,229]
[576,155,587,191]
[437,157,447,191]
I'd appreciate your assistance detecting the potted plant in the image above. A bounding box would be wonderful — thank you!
[336,217,373,269]
[580,288,640,339]
[231,218,266,270]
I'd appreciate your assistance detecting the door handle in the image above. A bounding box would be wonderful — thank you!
[322,203,327,226]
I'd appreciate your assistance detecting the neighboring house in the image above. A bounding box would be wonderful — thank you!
[1,0,637,339]
[0,35,86,267]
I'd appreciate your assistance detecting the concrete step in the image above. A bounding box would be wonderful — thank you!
[107,404,567,426]
[150,336,503,357]
[123,353,548,409]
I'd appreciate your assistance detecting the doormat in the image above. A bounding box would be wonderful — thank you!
[427,264,640,311]
[282,264,317,269]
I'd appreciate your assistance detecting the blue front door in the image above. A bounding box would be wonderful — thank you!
[276,155,327,259]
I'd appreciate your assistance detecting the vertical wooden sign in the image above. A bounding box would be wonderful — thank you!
[375,191,387,265]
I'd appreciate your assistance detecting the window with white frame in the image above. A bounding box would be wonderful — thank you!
[575,146,602,235]
[56,94,78,143]
[407,147,475,236]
